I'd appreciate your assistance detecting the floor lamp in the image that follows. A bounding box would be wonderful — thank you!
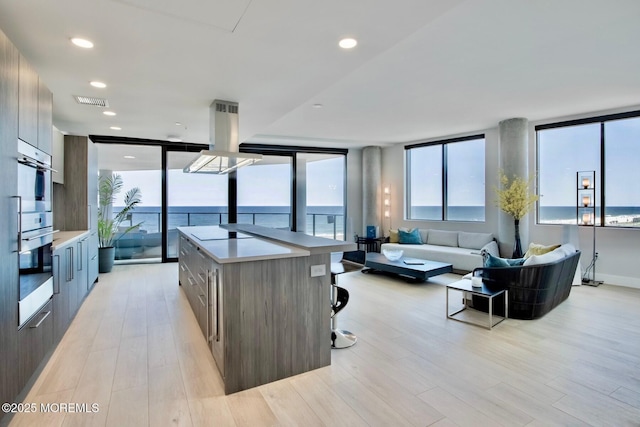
[577,171,603,286]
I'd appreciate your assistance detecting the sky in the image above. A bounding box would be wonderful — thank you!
[538,116,640,207]
[113,155,345,207]
[110,116,639,210]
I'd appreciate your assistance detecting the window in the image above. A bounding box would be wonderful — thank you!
[166,151,228,258]
[406,135,485,221]
[237,156,292,229]
[301,153,346,240]
[536,111,640,227]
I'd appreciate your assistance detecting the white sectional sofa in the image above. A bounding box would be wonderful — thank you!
[380,229,499,272]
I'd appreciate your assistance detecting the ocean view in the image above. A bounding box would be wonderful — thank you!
[409,205,640,226]
[115,205,346,239]
[114,205,640,244]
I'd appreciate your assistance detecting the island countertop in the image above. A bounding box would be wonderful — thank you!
[177,225,310,264]
[221,223,357,254]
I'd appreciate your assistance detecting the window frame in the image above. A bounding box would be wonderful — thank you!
[405,134,486,222]
[535,109,640,228]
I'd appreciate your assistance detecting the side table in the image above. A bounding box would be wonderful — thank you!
[355,236,385,253]
[446,279,508,330]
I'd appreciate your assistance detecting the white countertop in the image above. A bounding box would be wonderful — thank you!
[51,230,90,250]
[222,224,357,254]
[177,226,309,264]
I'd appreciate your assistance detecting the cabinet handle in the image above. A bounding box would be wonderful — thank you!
[198,294,206,307]
[180,263,186,272]
[197,250,205,259]
[30,310,51,328]
[13,196,22,253]
[24,229,59,241]
[53,255,60,294]
[206,272,211,343]
[77,241,83,271]
[187,276,196,286]
[215,270,220,342]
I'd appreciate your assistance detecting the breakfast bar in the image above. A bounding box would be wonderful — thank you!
[177,224,355,394]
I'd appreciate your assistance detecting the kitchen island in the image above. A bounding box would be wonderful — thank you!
[177,225,355,394]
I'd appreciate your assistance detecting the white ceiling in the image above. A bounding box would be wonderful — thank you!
[1,0,639,149]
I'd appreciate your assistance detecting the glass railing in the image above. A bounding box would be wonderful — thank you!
[112,207,345,260]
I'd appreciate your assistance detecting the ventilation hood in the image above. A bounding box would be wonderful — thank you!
[183,100,262,174]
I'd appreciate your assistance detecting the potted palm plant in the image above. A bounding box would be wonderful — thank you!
[97,173,143,273]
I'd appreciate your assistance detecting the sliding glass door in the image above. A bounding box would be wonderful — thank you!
[236,155,292,229]
[166,151,229,258]
[299,152,345,239]
[96,144,162,262]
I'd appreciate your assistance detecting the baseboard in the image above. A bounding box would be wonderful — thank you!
[595,273,640,289]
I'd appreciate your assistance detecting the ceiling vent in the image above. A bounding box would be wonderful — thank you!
[73,95,110,107]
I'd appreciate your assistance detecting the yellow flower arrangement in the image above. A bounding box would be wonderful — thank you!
[494,171,539,220]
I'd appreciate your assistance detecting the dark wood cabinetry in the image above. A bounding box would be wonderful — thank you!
[52,235,89,344]
[51,251,69,343]
[18,54,38,147]
[1,28,57,422]
[59,136,98,288]
[76,237,89,301]
[17,300,53,388]
[37,78,52,155]
[18,54,52,154]
[0,26,21,409]
[179,236,212,341]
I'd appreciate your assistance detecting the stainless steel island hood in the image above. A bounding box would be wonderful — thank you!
[183,100,262,174]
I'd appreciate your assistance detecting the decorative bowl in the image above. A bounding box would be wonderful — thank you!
[382,249,403,261]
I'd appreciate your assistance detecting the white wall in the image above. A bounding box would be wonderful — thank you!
[381,106,640,289]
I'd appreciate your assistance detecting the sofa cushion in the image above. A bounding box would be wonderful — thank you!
[399,228,422,244]
[418,229,429,243]
[458,232,494,250]
[427,230,458,247]
[558,243,577,256]
[484,254,526,268]
[523,247,565,266]
[484,254,510,268]
[388,229,399,243]
[524,242,561,258]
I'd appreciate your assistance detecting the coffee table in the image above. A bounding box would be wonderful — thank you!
[363,252,452,282]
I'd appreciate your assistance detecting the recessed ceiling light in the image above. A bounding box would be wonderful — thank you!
[338,38,357,49]
[167,136,182,142]
[90,81,106,88]
[71,37,94,49]
[103,111,116,116]
[124,155,135,159]
[175,122,182,126]
[110,126,121,130]
[313,103,323,109]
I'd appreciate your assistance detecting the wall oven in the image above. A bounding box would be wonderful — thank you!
[18,139,53,213]
[17,140,56,329]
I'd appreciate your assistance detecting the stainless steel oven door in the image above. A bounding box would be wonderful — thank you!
[17,139,53,213]
[19,212,55,253]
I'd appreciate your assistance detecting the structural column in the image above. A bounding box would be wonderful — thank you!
[362,146,381,237]
[295,158,307,232]
[498,118,529,255]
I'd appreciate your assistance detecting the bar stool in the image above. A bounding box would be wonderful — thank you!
[330,252,361,349]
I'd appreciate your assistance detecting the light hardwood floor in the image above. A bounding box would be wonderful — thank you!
[5,263,640,426]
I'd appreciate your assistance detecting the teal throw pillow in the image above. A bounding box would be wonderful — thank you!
[484,254,526,268]
[398,228,422,244]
